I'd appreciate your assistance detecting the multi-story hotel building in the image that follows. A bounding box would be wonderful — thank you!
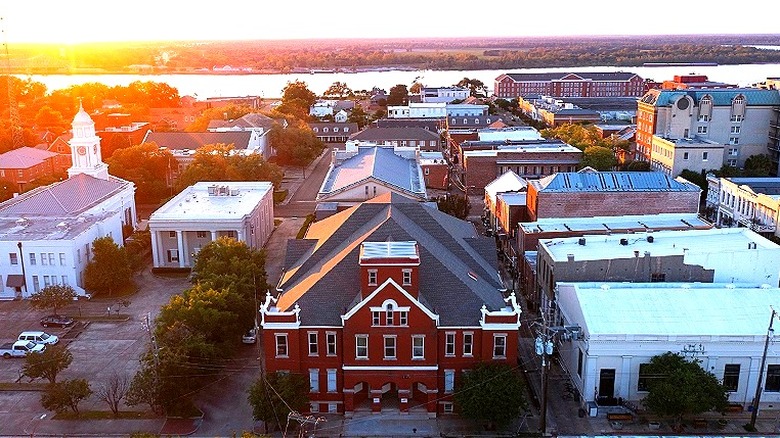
[494,72,644,99]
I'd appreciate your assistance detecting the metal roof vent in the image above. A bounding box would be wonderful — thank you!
[647,235,654,243]
[619,238,629,246]
[578,238,586,246]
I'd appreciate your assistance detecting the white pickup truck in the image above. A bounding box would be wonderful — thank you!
[0,340,46,358]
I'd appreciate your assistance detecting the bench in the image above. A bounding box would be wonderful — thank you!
[607,412,634,422]
[693,418,707,429]
[726,404,744,413]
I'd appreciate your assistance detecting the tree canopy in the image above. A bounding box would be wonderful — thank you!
[454,362,528,428]
[107,142,177,203]
[277,80,317,120]
[23,344,73,384]
[83,236,133,297]
[29,285,77,316]
[387,84,409,106]
[456,77,488,97]
[269,122,324,167]
[641,352,729,425]
[175,143,283,190]
[247,372,310,433]
[185,104,254,132]
[322,81,353,99]
[580,146,617,171]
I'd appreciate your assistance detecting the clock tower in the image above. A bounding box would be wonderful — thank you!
[67,102,109,180]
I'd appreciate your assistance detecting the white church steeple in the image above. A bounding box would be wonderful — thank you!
[68,101,109,180]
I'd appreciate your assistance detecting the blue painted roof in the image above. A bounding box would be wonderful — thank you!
[643,88,780,107]
[535,172,700,192]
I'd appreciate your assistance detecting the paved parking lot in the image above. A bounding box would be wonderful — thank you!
[0,267,189,436]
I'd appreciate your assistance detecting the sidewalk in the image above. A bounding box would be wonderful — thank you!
[278,148,331,206]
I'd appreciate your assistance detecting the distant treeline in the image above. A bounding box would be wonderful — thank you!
[7,34,780,74]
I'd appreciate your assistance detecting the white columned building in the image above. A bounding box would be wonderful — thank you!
[0,104,136,299]
[148,182,274,269]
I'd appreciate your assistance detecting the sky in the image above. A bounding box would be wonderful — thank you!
[2,1,779,44]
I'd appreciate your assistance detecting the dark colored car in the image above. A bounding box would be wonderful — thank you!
[39,315,75,328]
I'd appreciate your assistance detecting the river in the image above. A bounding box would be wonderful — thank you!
[19,63,780,99]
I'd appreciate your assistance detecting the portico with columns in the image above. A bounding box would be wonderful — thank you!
[148,181,274,269]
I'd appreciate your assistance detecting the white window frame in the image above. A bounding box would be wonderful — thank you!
[463,332,474,357]
[443,402,454,413]
[308,332,318,356]
[275,333,289,358]
[412,335,425,359]
[59,253,66,266]
[326,332,337,356]
[309,369,319,393]
[40,252,48,265]
[368,269,377,286]
[383,335,397,360]
[702,152,709,161]
[445,332,456,356]
[356,335,368,359]
[167,249,179,263]
[493,334,507,359]
[327,369,337,392]
[402,269,412,286]
[444,369,455,393]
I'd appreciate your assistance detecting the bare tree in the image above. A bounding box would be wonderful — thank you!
[96,372,130,416]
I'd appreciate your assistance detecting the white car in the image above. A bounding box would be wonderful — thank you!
[18,331,59,345]
[242,327,257,344]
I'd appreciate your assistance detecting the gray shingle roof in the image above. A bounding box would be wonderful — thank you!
[143,132,252,150]
[276,193,505,326]
[349,127,440,142]
[0,174,130,217]
[319,147,425,199]
[0,147,59,169]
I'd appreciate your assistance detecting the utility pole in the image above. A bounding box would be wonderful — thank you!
[1,17,23,149]
[750,307,777,430]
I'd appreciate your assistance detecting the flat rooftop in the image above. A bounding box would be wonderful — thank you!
[727,177,780,196]
[561,282,780,337]
[519,213,710,234]
[541,227,777,262]
[150,181,273,221]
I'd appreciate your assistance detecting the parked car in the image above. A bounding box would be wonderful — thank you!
[18,331,59,345]
[242,327,258,344]
[1,340,46,358]
[40,315,74,328]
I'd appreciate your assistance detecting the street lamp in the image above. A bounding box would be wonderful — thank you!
[30,413,46,437]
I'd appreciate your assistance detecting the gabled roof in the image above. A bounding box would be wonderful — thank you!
[275,193,505,326]
[142,131,252,150]
[207,112,276,131]
[349,126,440,142]
[0,147,59,169]
[318,147,426,200]
[0,174,130,217]
[530,172,701,193]
[485,171,527,202]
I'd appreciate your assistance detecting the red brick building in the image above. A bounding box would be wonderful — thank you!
[494,72,645,99]
[0,147,71,192]
[526,171,701,221]
[462,141,582,189]
[260,194,521,417]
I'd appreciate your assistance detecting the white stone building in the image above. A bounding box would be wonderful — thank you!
[555,282,780,411]
[706,175,780,236]
[148,181,274,269]
[0,105,136,299]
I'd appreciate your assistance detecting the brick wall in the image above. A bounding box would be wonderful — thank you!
[528,190,700,220]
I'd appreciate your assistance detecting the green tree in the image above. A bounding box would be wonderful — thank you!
[641,352,728,426]
[34,106,68,132]
[436,194,469,219]
[347,105,370,129]
[269,122,324,167]
[580,145,617,171]
[322,81,353,99]
[744,153,774,177]
[22,344,73,384]
[175,144,283,191]
[454,362,528,429]
[387,84,409,106]
[41,378,92,415]
[247,372,310,433]
[106,142,177,204]
[456,77,487,97]
[277,80,317,120]
[156,283,245,346]
[191,236,268,303]
[625,160,652,171]
[29,285,77,316]
[83,236,133,297]
[185,104,254,132]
